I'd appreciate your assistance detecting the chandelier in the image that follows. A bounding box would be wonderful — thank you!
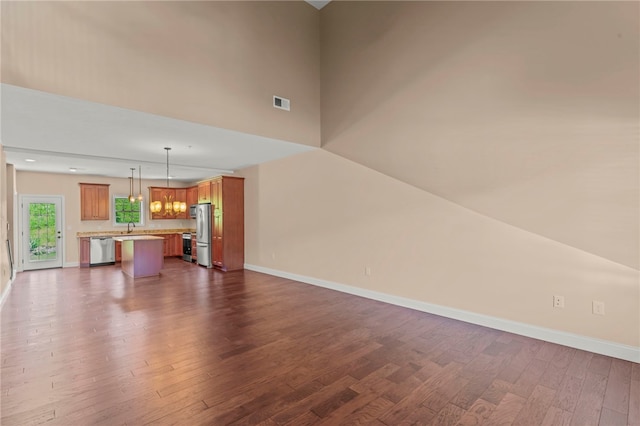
[149,147,187,216]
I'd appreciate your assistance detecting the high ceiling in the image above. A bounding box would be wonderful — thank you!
[1,84,314,182]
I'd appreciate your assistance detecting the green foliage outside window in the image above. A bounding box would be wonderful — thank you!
[29,203,57,260]
[114,197,142,224]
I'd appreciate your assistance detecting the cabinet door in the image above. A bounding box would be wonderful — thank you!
[80,183,110,220]
[79,238,91,267]
[95,185,110,220]
[150,187,181,219]
[186,186,198,208]
[175,189,187,219]
[163,236,171,257]
[174,234,182,256]
[80,186,94,220]
[198,181,211,204]
[149,187,164,220]
[191,238,197,261]
[115,241,122,262]
[211,179,222,214]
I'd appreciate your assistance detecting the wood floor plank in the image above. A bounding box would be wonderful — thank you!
[455,398,496,425]
[483,392,527,426]
[1,262,635,426]
[602,358,631,415]
[552,374,584,412]
[629,377,640,426]
[570,371,608,426]
[598,407,628,426]
[511,384,556,426]
[429,402,466,426]
[540,406,572,426]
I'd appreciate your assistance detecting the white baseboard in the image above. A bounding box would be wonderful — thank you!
[244,264,640,363]
[64,262,79,268]
[0,274,15,311]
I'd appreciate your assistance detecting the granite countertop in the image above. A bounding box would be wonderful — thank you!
[77,228,195,238]
[113,235,165,241]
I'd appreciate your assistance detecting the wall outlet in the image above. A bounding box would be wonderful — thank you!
[593,301,605,315]
[271,252,276,260]
[553,295,565,308]
[364,266,371,276]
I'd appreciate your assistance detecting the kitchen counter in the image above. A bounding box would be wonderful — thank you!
[113,235,166,241]
[77,228,194,238]
[113,235,164,278]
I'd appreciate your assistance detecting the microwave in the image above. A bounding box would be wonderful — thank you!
[189,204,198,219]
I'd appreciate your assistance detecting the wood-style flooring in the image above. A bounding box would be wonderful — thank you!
[1,259,638,425]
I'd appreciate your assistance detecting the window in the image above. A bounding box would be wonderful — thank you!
[113,196,144,226]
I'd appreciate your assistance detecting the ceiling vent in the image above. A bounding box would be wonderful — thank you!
[273,96,290,111]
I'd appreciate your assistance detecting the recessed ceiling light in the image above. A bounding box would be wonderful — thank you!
[69,168,78,172]
[25,158,36,162]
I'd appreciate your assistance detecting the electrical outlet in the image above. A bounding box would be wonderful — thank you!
[271,252,276,260]
[364,266,371,276]
[593,301,605,315]
[553,295,565,308]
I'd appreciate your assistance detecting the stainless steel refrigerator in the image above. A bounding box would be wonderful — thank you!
[196,203,212,268]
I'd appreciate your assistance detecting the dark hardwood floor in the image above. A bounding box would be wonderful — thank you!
[1,258,638,425]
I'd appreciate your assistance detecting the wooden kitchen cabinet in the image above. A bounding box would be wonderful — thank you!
[191,238,197,262]
[150,187,190,220]
[186,186,198,209]
[174,234,183,256]
[149,187,167,220]
[80,183,110,220]
[210,176,244,271]
[162,235,172,257]
[197,181,211,204]
[175,189,188,219]
[79,237,91,267]
[115,241,122,262]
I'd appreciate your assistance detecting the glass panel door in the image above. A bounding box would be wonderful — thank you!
[22,196,63,270]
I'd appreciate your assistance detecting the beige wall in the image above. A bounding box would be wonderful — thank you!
[16,171,195,266]
[0,145,10,299]
[321,1,639,269]
[1,1,320,147]
[243,150,640,347]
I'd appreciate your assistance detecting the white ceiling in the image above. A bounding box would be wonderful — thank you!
[305,1,331,10]
[1,84,315,182]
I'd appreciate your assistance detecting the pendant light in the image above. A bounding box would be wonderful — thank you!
[128,168,136,203]
[149,147,186,216]
[137,165,144,201]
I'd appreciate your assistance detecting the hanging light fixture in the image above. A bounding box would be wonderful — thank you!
[150,147,186,216]
[128,168,136,203]
[137,165,144,202]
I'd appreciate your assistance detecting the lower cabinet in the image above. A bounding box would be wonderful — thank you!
[79,238,91,267]
[191,238,197,262]
[115,241,122,262]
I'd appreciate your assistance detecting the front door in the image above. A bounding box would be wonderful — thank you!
[21,196,64,270]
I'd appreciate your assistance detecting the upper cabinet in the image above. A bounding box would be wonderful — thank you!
[198,181,211,204]
[186,186,198,208]
[80,183,110,220]
[175,188,188,219]
[149,186,193,220]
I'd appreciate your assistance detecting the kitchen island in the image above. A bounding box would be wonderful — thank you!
[113,235,164,278]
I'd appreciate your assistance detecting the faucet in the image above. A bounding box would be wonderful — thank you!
[127,221,136,234]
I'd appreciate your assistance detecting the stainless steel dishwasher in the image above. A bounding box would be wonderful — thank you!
[90,237,115,266]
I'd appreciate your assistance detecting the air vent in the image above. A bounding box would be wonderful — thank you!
[273,96,290,111]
